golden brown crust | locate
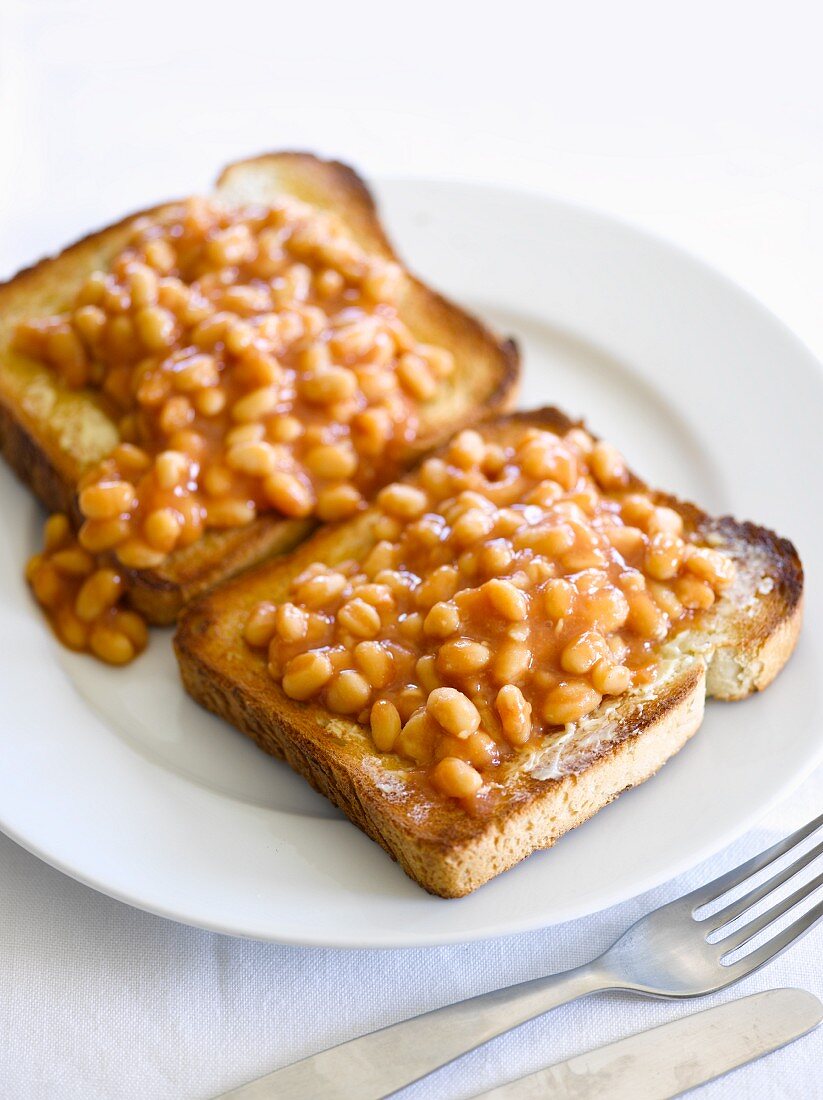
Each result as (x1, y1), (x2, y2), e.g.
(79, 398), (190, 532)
(174, 406), (803, 896)
(0, 152), (519, 622)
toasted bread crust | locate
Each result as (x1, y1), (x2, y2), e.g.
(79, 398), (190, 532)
(174, 407), (803, 896)
(0, 153), (519, 623)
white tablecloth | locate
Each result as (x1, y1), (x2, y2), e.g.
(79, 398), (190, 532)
(2, 2), (823, 1096)
(2, 781), (821, 1099)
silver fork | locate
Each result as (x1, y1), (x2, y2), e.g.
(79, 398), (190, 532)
(220, 812), (823, 1100)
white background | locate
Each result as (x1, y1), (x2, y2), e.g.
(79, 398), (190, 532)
(2, 1), (823, 1096)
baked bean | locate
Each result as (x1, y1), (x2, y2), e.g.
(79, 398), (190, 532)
(397, 611), (424, 642)
(483, 578), (528, 621)
(112, 609), (149, 651)
(231, 386), (278, 422)
(496, 684), (532, 745)
(353, 583), (394, 612)
(75, 569), (123, 621)
(645, 533), (684, 580)
(416, 565), (459, 609)
(363, 540), (396, 578)
(372, 514), (402, 541)
(432, 757), (483, 798)
(561, 631), (607, 675)
(491, 639), (531, 684)
(581, 584), (629, 631)
(155, 450), (189, 490)
(370, 700), (401, 751)
(145, 507), (183, 553)
(606, 524), (645, 559)
(448, 430), (485, 470)
(55, 605), (89, 650)
(621, 494), (656, 527)
(395, 685), (427, 722)
(626, 590), (669, 639)
(89, 624), (135, 665)
(337, 598), (381, 639)
(144, 238), (175, 273)
(173, 353), (220, 393)
(519, 437), (562, 480)
(435, 730), (497, 768)
(134, 305), (177, 350)
(300, 367), (357, 404)
(396, 353), (437, 400)
(648, 581), (684, 619)
(264, 472), (315, 517)
(418, 457), (453, 499)
(415, 654), (441, 693)
(243, 602), (279, 647)
(674, 575), (716, 610)
(542, 681), (602, 725)
(478, 539), (514, 576)
(589, 441), (627, 489)
(226, 440), (279, 477)
(79, 480), (135, 520)
(269, 415), (303, 443)
(327, 670), (371, 714)
(111, 443), (152, 476)
(295, 571), (347, 610)
(396, 709), (438, 765)
(591, 658), (631, 695)
(73, 304), (107, 350)
(437, 638), (490, 676)
(46, 327), (88, 386)
(517, 523), (575, 556)
(421, 344), (455, 379)
(115, 540), (166, 569)
(76, 270), (107, 306)
(50, 547), (95, 577)
(43, 513), (72, 553)
(543, 578), (575, 619)
(684, 547), (735, 589)
(282, 650), (333, 700)
(565, 428), (594, 456)
(451, 508), (494, 547)
(378, 483), (428, 520)
(355, 641), (394, 688)
(305, 443), (358, 480)
(426, 686), (481, 738)
(78, 517), (131, 553)
(315, 485), (363, 521)
(423, 601), (461, 638)
(351, 407), (391, 456)
(159, 395), (194, 434)
(275, 602), (310, 642)
(30, 562), (64, 608)
(647, 506), (684, 538)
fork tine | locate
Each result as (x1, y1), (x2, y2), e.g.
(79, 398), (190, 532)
(686, 811), (823, 910)
(706, 835), (823, 933)
(722, 896), (823, 981)
(717, 867), (823, 955)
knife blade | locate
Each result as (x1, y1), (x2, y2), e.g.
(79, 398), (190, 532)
(473, 988), (822, 1099)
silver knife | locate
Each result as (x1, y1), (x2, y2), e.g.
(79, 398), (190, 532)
(474, 988), (822, 1099)
(217, 988), (820, 1099)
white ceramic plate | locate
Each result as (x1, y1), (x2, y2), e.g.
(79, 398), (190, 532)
(1, 179), (821, 948)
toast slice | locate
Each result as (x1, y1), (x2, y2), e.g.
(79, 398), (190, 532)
(174, 408), (803, 897)
(0, 152), (518, 623)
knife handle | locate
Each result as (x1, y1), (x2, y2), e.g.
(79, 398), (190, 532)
(220, 961), (612, 1099)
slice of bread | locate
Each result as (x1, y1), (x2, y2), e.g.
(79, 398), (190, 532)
(0, 152), (519, 623)
(174, 408), (803, 897)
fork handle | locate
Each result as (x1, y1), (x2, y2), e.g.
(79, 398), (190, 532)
(218, 960), (613, 1099)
